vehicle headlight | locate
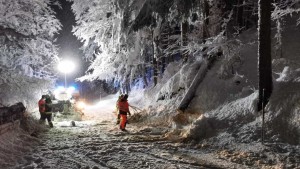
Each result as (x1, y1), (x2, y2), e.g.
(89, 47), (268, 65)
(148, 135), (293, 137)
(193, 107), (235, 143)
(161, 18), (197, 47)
(76, 101), (86, 110)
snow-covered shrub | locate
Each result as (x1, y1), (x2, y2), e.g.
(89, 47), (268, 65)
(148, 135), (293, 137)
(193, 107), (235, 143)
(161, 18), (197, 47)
(217, 47), (243, 80)
(266, 82), (300, 144)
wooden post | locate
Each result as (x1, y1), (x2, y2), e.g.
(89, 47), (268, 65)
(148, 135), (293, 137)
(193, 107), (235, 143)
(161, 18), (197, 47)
(261, 88), (265, 144)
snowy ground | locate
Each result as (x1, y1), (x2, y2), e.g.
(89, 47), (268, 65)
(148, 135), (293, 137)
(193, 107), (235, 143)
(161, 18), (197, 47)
(6, 121), (299, 169)
(1, 95), (299, 169)
(2, 122), (299, 169)
(9, 120), (259, 169)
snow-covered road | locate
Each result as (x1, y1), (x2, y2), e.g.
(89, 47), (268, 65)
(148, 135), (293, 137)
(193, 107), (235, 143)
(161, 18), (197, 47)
(2, 95), (298, 169)
(10, 95), (231, 169)
(4, 118), (299, 169)
(13, 121), (227, 169)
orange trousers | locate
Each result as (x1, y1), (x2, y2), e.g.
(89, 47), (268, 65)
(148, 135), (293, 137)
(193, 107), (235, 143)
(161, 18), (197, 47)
(120, 114), (127, 130)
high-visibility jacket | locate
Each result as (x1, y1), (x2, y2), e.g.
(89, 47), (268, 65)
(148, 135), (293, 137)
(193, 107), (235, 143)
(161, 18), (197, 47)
(38, 99), (46, 113)
(118, 100), (129, 114)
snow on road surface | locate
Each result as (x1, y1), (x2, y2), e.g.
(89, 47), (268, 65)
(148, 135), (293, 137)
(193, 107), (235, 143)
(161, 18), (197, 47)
(81, 94), (118, 122)
(12, 121), (246, 169)
(3, 95), (244, 169)
(3, 95), (297, 169)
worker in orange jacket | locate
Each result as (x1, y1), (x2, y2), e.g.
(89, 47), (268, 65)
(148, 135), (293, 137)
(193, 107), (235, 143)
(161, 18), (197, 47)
(115, 94), (124, 124)
(117, 94), (131, 131)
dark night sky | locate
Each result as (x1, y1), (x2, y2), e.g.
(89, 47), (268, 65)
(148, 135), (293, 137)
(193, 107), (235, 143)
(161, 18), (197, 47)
(52, 0), (88, 87)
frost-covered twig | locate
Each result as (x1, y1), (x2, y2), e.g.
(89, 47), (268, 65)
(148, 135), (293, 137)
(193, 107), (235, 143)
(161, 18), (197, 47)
(129, 105), (143, 114)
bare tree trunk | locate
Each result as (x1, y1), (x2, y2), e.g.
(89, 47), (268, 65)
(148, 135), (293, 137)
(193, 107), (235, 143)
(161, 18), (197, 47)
(257, 0), (272, 111)
(181, 20), (189, 62)
(237, 0), (244, 29)
(161, 57), (166, 74)
(121, 78), (130, 94)
(153, 57), (158, 86)
(126, 80), (130, 94)
(202, 0), (210, 39)
(181, 21), (188, 46)
(142, 64), (148, 88)
(160, 25), (170, 73)
(167, 30), (174, 63)
(177, 58), (215, 113)
(152, 30), (158, 86)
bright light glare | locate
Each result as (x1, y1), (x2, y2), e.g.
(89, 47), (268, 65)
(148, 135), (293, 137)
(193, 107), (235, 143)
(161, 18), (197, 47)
(76, 101), (86, 110)
(67, 86), (76, 93)
(54, 86), (76, 101)
(54, 86), (65, 97)
(57, 86), (64, 90)
(58, 60), (75, 74)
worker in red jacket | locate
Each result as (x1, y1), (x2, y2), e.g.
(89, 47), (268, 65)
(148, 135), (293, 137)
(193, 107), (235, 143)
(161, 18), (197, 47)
(38, 95), (46, 119)
(39, 95), (53, 128)
(117, 94), (131, 131)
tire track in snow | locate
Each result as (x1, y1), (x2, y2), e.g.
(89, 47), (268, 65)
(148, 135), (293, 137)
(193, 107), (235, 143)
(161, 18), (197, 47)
(14, 122), (224, 169)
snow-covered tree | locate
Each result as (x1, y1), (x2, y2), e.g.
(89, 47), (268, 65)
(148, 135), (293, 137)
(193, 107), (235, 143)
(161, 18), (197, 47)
(272, 0), (300, 58)
(71, 0), (300, 96)
(71, 0), (235, 91)
(0, 0), (61, 108)
(71, 0), (155, 91)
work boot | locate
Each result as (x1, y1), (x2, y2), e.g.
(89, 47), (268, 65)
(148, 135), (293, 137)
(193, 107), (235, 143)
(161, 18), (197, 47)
(49, 122), (53, 128)
(116, 118), (120, 125)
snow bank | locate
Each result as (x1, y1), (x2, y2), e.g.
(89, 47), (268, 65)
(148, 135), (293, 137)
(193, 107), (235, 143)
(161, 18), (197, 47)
(266, 82), (300, 144)
(0, 128), (39, 168)
(183, 92), (258, 142)
(172, 18), (300, 145)
(180, 80), (300, 145)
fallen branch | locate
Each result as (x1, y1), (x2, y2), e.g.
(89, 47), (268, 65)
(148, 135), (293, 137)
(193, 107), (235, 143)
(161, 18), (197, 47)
(129, 105), (143, 114)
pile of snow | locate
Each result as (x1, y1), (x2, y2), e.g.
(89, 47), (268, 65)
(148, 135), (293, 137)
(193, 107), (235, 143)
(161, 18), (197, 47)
(0, 128), (39, 168)
(183, 92), (259, 143)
